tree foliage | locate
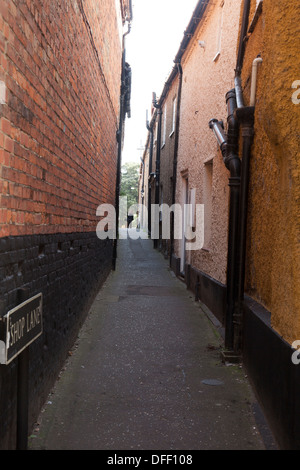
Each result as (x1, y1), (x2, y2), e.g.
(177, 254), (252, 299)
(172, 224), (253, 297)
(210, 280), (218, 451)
(120, 162), (140, 211)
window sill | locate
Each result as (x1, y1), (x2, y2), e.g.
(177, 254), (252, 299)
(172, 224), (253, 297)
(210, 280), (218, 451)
(213, 51), (220, 62)
(169, 130), (174, 138)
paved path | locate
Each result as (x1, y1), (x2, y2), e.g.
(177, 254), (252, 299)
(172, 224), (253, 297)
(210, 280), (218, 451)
(29, 231), (271, 450)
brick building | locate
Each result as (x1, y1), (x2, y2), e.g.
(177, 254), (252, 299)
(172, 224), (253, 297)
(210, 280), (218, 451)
(0, 0), (132, 449)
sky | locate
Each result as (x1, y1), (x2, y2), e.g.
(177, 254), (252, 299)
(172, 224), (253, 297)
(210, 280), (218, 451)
(121, 0), (199, 164)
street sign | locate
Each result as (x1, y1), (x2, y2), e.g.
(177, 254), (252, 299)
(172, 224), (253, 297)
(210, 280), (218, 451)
(0, 293), (43, 365)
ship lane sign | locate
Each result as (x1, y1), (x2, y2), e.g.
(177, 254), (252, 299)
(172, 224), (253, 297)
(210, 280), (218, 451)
(0, 293), (43, 365)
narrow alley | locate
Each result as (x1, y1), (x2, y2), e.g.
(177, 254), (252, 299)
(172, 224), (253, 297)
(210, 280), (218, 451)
(29, 231), (272, 451)
(0, 0), (299, 453)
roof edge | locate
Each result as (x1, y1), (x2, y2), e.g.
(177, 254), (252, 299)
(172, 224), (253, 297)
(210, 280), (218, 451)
(157, 0), (209, 105)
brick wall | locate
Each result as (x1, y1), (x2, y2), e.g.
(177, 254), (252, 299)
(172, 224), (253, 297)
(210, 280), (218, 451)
(159, 76), (179, 258)
(0, 0), (122, 236)
(0, 233), (113, 449)
(0, 0), (125, 449)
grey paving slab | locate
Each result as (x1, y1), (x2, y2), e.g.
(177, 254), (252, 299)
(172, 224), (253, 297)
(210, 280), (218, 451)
(29, 233), (271, 450)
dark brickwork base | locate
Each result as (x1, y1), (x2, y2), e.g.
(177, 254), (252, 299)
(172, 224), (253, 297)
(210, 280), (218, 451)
(0, 232), (112, 449)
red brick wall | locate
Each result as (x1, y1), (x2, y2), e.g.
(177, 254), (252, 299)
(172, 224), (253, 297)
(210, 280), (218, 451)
(0, 0), (122, 237)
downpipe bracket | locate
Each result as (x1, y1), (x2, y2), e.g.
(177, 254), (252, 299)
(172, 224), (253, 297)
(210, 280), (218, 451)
(228, 176), (240, 187)
(235, 106), (255, 128)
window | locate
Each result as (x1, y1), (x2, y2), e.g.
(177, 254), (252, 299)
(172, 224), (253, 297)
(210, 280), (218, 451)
(162, 105), (167, 147)
(203, 160), (213, 249)
(213, 1), (224, 62)
(170, 97), (177, 137)
(188, 188), (196, 229)
(154, 121), (157, 147)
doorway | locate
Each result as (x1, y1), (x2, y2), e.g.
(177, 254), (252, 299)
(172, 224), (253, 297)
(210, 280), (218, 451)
(180, 175), (188, 275)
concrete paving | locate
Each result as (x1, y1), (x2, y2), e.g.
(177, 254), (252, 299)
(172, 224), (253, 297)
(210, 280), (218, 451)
(29, 230), (274, 450)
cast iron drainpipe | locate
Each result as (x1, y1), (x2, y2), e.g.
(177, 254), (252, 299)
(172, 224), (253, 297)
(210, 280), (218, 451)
(113, 52), (126, 271)
(233, 57), (262, 351)
(208, 0), (258, 353)
(152, 92), (162, 249)
(225, 0), (254, 352)
(170, 63), (183, 267)
(113, 20), (132, 270)
(146, 112), (154, 236)
(209, 88), (241, 352)
(234, 105), (254, 352)
(208, 0), (253, 353)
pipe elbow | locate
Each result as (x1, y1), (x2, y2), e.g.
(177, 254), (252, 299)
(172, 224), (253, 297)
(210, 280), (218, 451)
(252, 56), (263, 68)
(250, 56), (263, 106)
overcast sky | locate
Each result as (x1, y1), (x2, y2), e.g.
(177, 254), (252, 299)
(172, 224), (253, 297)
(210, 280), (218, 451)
(121, 0), (199, 164)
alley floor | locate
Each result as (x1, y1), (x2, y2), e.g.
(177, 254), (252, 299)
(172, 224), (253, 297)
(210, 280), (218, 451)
(29, 230), (274, 451)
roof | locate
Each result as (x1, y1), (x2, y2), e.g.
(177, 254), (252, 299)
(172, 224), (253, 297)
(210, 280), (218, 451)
(158, 0), (210, 106)
(121, 0), (133, 24)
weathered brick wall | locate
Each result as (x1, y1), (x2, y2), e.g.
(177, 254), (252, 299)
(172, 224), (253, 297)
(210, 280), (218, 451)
(0, 233), (113, 449)
(0, 0), (124, 449)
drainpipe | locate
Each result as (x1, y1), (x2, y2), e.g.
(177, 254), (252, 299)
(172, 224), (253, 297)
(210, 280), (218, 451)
(234, 0), (251, 106)
(234, 56), (262, 351)
(249, 57), (263, 106)
(209, 0), (261, 354)
(235, 106), (254, 319)
(225, 91), (242, 353)
(209, 89), (241, 352)
(170, 63), (183, 267)
(228, 0), (261, 352)
(235, 0), (251, 77)
(152, 92), (162, 249)
(113, 21), (132, 270)
(220, 0), (250, 351)
(146, 112), (154, 236)
(139, 156), (145, 228)
(234, 0), (251, 107)
(113, 50), (126, 271)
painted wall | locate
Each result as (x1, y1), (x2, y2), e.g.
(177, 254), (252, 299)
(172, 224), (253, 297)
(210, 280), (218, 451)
(241, 0), (300, 344)
(138, 137), (149, 230)
(158, 75), (180, 257)
(175, 0), (241, 284)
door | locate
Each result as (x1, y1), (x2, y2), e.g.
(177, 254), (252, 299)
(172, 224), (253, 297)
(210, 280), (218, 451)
(180, 176), (188, 275)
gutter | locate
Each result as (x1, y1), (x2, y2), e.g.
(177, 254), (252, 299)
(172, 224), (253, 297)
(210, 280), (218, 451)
(174, 0), (209, 65)
(157, 0), (209, 107)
